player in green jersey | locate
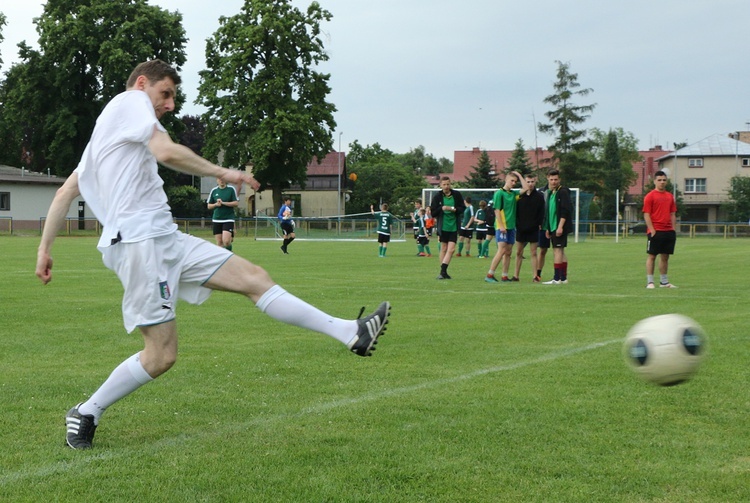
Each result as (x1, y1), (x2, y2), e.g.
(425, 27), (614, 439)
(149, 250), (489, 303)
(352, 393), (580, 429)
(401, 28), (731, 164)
(371, 203), (394, 257)
(486, 171), (528, 283)
(207, 178), (240, 251)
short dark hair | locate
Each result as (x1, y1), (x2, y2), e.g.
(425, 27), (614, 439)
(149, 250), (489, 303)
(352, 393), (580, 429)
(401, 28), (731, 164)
(654, 170), (667, 178)
(547, 169), (560, 177)
(126, 59), (181, 88)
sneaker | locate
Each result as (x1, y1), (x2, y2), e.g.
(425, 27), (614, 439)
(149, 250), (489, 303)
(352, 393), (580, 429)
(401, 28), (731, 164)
(542, 279), (560, 285)
(660, 282), (677, 288)
(65, 403), (97, 450)
(560, 279), (568, 284)
(436, 274), (447, 280)
(485, 274), (499, 283)
(280, 246), (288, 254)
(455, 253), (462, 257)
(533, 276), (541, 283)
(418, 253), (426, 257)
(646, 282), (655, 289)
(465, 253), (471, 257)
(511, 277), (519, 282)
(349, 302), (391, 357)
(501, 276), (512, 282)
(426, 254), (432, 257)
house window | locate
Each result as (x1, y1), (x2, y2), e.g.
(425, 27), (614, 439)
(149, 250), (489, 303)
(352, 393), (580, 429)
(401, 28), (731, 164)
(742, 158), (750, 167)
(688, 158), (703, 168)
(684, 178), (706, 193)
(0, 192), (9, 211)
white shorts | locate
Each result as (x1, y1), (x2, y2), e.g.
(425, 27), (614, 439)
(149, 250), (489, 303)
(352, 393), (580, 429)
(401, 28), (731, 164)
(101, 231), (232, 333)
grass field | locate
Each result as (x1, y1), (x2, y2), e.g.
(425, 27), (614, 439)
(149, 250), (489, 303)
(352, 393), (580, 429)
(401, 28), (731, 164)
(1, 235), (749, 502)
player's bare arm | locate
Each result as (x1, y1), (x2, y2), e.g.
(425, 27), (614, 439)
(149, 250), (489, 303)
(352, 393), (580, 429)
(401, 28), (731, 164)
(36, 172), (81, 284)
(148, 128), (260, 191)
(644, 213), (655, 235)
(514, 171), (529, 192)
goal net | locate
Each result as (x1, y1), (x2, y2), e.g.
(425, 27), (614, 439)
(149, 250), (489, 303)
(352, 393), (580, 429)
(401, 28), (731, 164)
(421, 187), (586, 243)
(252, 210), (408, 242)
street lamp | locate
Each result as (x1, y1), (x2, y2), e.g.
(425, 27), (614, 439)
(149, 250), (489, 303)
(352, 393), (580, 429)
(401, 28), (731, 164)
(337, 132), (343, 218)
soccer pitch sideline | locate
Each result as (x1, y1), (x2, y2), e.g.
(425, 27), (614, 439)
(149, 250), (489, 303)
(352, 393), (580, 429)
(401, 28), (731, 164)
(1, 236), (748, 502)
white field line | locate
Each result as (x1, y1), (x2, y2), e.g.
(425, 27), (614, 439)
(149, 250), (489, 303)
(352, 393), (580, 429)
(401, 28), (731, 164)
(1, 339), (620, 486)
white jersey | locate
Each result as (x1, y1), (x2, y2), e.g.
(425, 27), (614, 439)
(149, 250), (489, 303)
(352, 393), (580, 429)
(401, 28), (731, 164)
(75, 90), (177, 250)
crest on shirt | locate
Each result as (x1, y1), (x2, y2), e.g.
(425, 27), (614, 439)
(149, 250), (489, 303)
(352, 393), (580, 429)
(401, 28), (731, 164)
(159, 281), (171, 300)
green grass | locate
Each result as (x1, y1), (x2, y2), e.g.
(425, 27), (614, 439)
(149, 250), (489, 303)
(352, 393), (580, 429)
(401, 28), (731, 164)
(1, 235), (749, 502)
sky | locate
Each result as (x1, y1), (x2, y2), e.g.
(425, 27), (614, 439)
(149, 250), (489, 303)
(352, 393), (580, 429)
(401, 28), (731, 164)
(2, 0), (749, 161)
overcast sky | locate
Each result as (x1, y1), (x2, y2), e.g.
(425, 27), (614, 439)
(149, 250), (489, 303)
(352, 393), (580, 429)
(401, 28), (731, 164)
(2, 0), (749, 160)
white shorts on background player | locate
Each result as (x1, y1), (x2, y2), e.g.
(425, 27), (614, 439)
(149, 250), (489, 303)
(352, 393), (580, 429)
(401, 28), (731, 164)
(102, 232), (232, 332)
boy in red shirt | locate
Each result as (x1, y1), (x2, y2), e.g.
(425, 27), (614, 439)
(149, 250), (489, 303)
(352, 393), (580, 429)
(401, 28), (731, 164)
(643, 170), (678, 288)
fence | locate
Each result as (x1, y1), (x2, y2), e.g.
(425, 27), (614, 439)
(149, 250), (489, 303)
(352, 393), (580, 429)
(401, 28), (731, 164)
(586, 221), (750, 239)
(29, 215), (408, 241)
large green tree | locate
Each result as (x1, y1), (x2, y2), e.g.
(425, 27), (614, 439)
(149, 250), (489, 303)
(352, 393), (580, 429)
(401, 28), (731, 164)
(0, 0), (186, 175)
(198, 0), (336, 213)
(538, 61), (598, 192)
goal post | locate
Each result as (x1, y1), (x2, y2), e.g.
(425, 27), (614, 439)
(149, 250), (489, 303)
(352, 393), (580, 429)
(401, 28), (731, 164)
(421, 187), (583, 243)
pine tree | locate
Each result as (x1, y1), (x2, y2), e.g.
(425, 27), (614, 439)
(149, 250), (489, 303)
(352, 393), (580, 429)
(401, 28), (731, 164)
(464, 150), (499, 188)
(506, 139), (534, 177)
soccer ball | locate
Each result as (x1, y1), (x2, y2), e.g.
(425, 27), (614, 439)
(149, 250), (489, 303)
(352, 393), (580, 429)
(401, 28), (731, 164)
(623, 314), (706, 386)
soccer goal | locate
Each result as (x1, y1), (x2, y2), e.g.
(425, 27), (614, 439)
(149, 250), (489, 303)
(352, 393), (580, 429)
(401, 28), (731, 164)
(252, 210), (408, 242)
(421, 187), (584, 243)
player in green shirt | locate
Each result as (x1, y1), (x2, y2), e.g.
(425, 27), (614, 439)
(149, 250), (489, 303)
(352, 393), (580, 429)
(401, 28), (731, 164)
(474, 200), (488, 258)
(457, 197), (475, 257)
(485, 171), (528, 282)
(429, 177), (466, 279)
(371, 203), (394, 257)
(207, 178), (240, 251)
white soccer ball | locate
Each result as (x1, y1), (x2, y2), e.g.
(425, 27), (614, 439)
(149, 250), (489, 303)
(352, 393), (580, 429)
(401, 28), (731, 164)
(623, 314), (706, 386)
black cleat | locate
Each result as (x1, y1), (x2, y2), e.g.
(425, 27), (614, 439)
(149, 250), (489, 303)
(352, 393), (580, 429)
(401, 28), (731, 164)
(349, 302), (391, 356)
(65, 403), (97, 450)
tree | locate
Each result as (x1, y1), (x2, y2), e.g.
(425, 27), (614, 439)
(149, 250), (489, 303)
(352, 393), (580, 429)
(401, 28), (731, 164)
(179, 115), (206, 157)
(538, 61), (598, 191)
(396, 145), (444, 177)
(346, 161), (426, 216)
(198, 0), (336, 214)
(0, 12), (6, 68)
(588, 127), (640, 219)
(167, 185), (206, 218)
(464, 150), (497, 188)
(0, 0), (187, 175)
(506, 139), (535, 177)
(723, 176), (750, 222)
(346, 140), (394, 166)
(345, 140), (427, 216)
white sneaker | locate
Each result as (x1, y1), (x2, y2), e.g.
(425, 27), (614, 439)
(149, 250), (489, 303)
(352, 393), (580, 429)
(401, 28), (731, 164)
(646, 282), (655, 289)
(659, 283), (677, 288)
(542, 279), (560, 285)
(560, 279), (568, 284)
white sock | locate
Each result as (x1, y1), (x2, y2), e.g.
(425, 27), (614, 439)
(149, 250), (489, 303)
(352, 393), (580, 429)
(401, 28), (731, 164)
(256, 285), (358, 346)
(78, 353), (154, 425)
(660, 274), (668, 284)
